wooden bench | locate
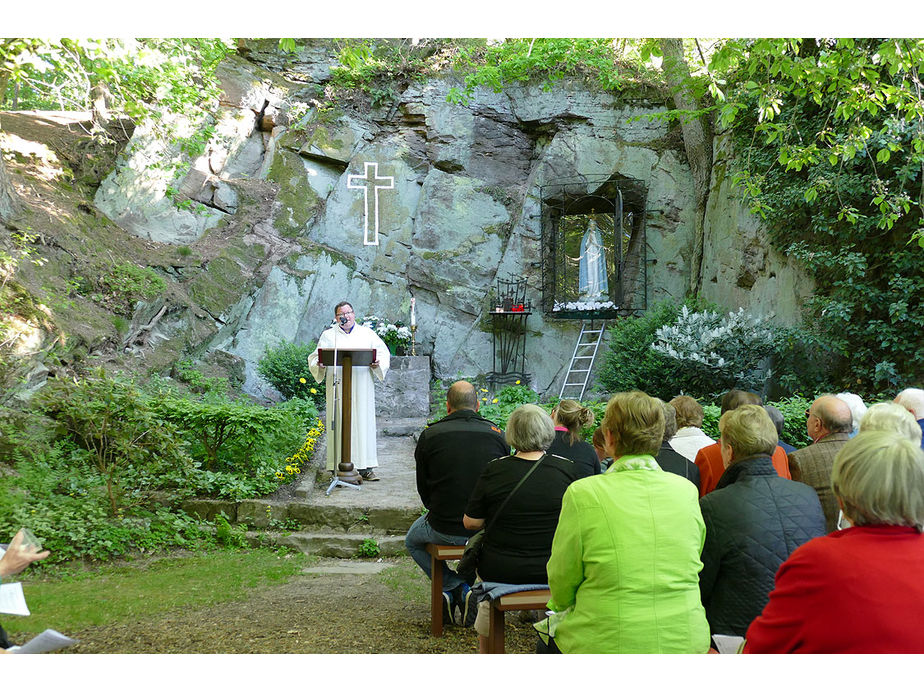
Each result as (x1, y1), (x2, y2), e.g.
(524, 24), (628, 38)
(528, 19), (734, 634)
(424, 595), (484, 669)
(425, 543), (466, 636)
(486, 589), (551, 654)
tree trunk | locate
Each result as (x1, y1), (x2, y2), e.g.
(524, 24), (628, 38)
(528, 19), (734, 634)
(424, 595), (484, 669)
(659, 38), (713, 296)
(0, 127), (19, 223)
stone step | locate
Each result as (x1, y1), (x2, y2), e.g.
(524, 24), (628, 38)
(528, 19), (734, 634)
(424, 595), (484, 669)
(182, 498), (422, 534)
(246, 530), (410, 559)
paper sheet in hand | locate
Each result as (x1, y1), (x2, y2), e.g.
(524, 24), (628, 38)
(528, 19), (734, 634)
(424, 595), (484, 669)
(8, 629), (76, 654)
(0, 581), (30, 616)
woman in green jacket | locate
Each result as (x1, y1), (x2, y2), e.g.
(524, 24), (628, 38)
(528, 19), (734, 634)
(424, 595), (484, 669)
(537, 391), (711, 654)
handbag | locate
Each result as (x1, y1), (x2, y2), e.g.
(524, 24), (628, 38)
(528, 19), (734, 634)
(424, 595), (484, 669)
(456, 455), (545, 585)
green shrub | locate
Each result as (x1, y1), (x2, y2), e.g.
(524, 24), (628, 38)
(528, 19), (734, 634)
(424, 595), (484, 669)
(153, 394), (316, 474)
(0, 448), (214, 563)
(594, 298), (705, 400)
(474, 383), (539, 431)
(35, 370), (193, 514)
(257, 340), (325, 408)
(356, 537), (381, 558)
(702, 404), (721, 439)
(700, 397), (812, 449)
(99, 263), (167, 313)
(769, 327), (838, 399)
(772, 395), (813, 448)
(175, 359), (228, 395)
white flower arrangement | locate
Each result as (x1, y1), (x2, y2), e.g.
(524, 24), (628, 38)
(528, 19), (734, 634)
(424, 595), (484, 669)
(359, 315), (412, 353)
(552, 300), (616, 311)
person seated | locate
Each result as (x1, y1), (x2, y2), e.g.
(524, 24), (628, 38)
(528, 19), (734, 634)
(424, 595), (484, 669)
(835, 392), (868, 438)
(0, 529), (50, 652)
(462, 404), (579, 653)
(894, 388), (924, 449)
(591, 428), (612, 471)
(668, 395), (715, 462)
(699, 405), (826, 638)
(655, 401), (700, 491)
(694, 390), (791, 496)
(764, 405), (796, 454)
(405, 380), (509, 625)
(547, 399), (600, 478)
(789, 394), (854, 533)
(745, 431), (924, 652)
(537, 391), (710, 653)
(859, 402), (923, 445)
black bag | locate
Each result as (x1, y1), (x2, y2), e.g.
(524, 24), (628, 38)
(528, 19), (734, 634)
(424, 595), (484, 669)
(455, 529), (485, 585)
(455, 456), (544, 585)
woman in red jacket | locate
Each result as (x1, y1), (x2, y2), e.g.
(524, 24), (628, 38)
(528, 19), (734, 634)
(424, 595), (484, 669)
(744, 430), (924, 653)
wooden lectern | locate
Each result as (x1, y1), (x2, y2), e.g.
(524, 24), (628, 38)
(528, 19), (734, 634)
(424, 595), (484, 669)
(318, 347), (376, 496)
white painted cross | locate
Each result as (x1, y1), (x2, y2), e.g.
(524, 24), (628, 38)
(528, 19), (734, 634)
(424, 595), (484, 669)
(346, 161), (394, 246)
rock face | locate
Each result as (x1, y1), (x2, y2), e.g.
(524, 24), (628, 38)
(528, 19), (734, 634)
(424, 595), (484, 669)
(95, 42), (813, 400)
(699, 129), (815, 324)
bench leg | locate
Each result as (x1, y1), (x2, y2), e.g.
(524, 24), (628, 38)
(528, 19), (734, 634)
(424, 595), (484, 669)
(430, 555), (445, 637)
(487, 602), (505, 654)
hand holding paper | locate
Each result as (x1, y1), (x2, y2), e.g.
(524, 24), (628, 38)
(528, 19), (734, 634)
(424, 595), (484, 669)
(0, 529), (50, 579)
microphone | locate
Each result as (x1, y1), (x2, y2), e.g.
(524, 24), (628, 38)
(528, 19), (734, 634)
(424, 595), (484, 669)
(339, 316), (348, 326)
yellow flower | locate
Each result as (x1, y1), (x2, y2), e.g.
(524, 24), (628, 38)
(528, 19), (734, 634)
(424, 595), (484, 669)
(480, 388), (488, 393)
(515, 380), (521, 385)
(299, 377), (307, 384)
(310, 388), (317, 394)
(492, 398), (498, 403)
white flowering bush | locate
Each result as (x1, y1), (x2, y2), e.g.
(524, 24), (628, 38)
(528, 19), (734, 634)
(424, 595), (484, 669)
(652, 306), (776, 397)
(359, 315), (412, 355)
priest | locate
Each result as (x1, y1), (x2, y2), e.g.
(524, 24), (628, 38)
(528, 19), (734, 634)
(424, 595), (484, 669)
(308, 301), (390, 481)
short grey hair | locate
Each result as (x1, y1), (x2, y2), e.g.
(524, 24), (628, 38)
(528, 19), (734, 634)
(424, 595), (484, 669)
(831, 431), (924, 531)
(895, 388), (924, 419)
(505, 403), (555, 453)
(860, 402), (922, 445)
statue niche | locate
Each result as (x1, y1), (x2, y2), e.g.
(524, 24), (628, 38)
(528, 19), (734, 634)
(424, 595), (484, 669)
(540, 176), (647, 319)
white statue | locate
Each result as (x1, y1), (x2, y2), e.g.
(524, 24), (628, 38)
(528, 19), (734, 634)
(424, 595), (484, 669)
(578, 217), (608, 300)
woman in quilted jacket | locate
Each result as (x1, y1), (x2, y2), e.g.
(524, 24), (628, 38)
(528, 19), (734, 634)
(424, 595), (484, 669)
(698, 405), (826, 638)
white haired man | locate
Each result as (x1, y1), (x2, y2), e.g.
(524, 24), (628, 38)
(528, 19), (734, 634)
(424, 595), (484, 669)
(894, 388), (924, 450)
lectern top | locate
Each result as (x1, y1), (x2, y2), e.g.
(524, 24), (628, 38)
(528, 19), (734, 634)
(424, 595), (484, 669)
(317, 348), (377, 367)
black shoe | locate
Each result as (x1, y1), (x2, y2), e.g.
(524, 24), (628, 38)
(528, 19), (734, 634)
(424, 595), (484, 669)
(442, 590), (455, 626)
(452, 583), (476, 627)
(360, 469), (380, 481)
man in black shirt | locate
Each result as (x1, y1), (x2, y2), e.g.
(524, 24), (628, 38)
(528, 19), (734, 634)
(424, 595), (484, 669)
(405, 380), (508, 625)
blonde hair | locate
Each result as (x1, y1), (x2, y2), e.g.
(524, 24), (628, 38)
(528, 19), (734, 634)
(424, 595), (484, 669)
(552, 399), (595, 444)
(860, 402), (922, 445)
(670, 395), (704, 428)
(602, 391), (664, 457)
(718, 404), (778, 460)
(831, 431), (924, 531)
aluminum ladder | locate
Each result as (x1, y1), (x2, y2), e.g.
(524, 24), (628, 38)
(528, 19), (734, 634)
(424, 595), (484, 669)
(559, 321), (606, 401)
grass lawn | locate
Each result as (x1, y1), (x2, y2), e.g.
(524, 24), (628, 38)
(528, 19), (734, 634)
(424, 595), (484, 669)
(4, 547), (313, 637)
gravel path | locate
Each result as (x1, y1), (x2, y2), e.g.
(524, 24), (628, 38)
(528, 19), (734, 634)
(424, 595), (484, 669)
(64, 557), (539, 654)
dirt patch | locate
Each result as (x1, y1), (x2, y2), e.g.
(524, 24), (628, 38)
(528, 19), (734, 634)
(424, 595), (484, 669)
(63, 557), (539, 654)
